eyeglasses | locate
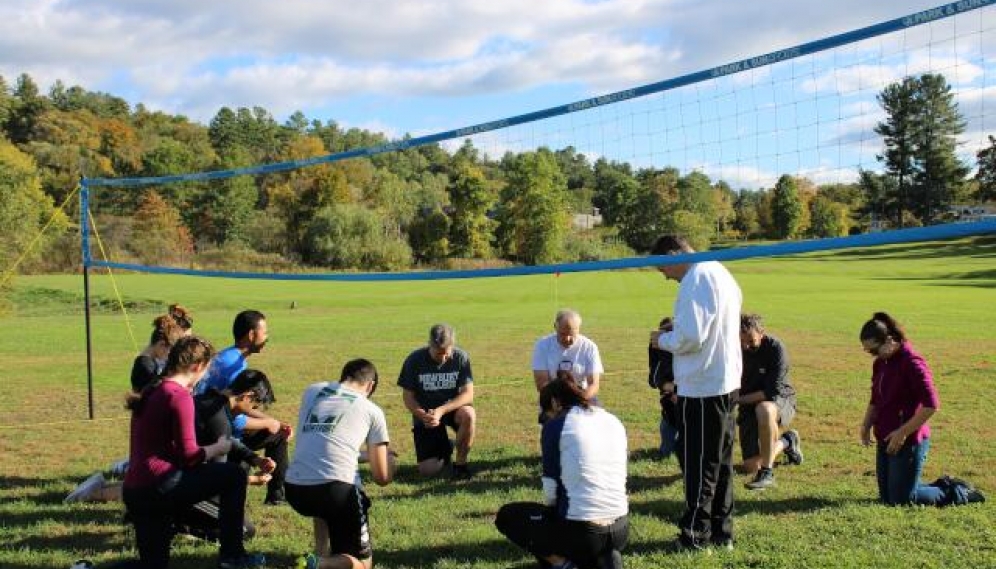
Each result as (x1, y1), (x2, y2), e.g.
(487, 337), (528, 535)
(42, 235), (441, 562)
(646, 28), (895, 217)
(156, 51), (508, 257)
(864, 343), (883, 356)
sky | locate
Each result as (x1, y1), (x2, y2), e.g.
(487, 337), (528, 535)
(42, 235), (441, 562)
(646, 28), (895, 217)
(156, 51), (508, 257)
(2, 0), (994, 189)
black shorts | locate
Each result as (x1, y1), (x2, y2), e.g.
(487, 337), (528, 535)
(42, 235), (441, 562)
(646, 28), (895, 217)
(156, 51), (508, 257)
(737, 396), (796, 460)
(413, 411), (460, 463)
(285, 481), (372, 560)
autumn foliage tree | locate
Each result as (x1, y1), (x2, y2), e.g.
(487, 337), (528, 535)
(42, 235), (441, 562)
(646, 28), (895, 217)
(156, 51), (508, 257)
(0, 138), (67, 272)
(130, 191), (194, 266)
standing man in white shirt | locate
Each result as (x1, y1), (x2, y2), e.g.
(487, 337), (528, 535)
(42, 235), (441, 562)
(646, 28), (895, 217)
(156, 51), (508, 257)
(649, 235), (742, 552)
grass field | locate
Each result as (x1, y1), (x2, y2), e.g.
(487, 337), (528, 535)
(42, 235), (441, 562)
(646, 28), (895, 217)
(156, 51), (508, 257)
(2, 237), (995, 569)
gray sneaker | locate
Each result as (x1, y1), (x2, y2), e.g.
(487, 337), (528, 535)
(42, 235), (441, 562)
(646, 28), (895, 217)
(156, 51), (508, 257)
(783, 430), (803, 466)
(745, 468), (775, 490)
(108, 458), (129, 478)
(65, 472), (105, 503)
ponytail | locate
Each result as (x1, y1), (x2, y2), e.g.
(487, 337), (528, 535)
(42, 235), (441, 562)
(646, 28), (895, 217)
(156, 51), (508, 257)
(859, 311), (907, 344)
(540, 379), (591, 415)
(168, 303), (194, 331)
(150, 315), (185, 347)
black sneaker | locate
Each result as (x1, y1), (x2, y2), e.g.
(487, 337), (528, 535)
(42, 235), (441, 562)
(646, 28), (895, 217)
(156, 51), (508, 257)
(598, 548), (623, 569)
(745, 467), (775, 490)
(217, 552), (266, 569)
(263, 490), (285, 506)
(783, 430), (804, 466)
(665, 536), (709, 554)
(451, 463), (474, 480)
(711, 538), (734, 551)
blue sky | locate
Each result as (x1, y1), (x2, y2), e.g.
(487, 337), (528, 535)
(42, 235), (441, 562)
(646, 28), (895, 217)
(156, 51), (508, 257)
(1, 0), (994, 189)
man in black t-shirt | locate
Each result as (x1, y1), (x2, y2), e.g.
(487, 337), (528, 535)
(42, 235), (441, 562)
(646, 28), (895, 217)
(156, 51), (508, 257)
(398, 324), (477, 479)
(738, 314), (803, 490)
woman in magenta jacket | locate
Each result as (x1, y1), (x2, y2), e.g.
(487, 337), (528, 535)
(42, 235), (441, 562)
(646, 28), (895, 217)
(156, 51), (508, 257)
(858, 312), (944, 506)
(123, 336), (265, 569)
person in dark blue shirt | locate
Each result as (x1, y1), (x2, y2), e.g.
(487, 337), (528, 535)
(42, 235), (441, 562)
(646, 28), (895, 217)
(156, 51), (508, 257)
(398, 324), (476, 479)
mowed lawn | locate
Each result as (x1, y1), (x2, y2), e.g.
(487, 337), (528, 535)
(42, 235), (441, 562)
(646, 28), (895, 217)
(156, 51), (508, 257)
(1, 237), (995, 569)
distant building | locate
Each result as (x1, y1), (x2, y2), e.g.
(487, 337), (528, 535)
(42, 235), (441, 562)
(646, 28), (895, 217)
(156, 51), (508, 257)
(571, 207), (603, 230)
(948, 203), (996, 223)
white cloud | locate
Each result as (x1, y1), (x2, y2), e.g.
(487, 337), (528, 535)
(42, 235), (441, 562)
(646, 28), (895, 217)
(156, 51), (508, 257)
(3, 1), (961, 106)
(693, 162), (779, 191)
(1, 0), (991, 175)
(802, 56), (985, 95)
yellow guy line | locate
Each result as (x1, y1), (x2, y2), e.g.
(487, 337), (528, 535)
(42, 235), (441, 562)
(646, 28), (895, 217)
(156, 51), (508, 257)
(0, 184), (80, 289)
(88, 208), (139, 352)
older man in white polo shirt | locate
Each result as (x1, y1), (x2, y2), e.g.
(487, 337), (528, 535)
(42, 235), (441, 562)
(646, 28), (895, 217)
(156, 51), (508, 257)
(532, 309), (604, 404)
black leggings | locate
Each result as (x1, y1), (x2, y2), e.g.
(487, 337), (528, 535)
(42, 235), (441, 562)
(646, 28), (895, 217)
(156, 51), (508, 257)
(495, 502), (628, 569)
(123, 462), (248, 569)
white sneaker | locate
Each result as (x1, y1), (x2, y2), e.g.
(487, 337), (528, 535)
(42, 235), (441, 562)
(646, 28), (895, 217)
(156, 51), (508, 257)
(64, 472), (105, 503)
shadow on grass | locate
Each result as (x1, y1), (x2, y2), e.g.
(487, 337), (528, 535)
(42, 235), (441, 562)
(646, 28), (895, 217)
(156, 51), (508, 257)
(871, 268), (996, 288)
(390, 453), (541, 497)
(376, 537), (531, 569)
(0, 474), (109, 506)
(0, 506), (124, 527)
(394, 472), (537, 498)
(8, 526), (125, 559)
(0, 475), (84, 488)
(803, 235), (996, 263)
(628, 472), (683, 494)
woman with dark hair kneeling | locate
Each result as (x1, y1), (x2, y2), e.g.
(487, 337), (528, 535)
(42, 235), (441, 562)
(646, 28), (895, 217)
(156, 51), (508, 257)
(123, 336), (265, 569)
(496, 379), (628, 569)
(859, 312), (953, 506)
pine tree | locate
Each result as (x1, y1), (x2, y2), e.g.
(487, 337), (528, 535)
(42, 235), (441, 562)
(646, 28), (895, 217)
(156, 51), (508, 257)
(7, 74), (50, 144)
(875, 77), (918, 227)
(910, 74), (968, 221)
(875, 74), (967, 225)
(975, 135), (996, 202)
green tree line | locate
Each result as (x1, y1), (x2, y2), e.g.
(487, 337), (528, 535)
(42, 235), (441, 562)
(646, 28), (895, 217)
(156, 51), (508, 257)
(1, 71), (993, 275)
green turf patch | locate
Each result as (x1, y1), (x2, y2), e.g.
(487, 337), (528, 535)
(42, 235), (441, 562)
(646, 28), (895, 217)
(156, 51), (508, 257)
(3, 285), (163, 317)
(2, 237), (995, 568)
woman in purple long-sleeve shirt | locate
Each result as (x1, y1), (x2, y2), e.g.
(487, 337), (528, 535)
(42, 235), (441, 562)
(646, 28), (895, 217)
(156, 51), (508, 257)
(858, 312), (944, 506)
(121, 336), (265, 569)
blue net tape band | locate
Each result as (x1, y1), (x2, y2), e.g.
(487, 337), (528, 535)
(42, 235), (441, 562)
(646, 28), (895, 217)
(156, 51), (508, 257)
(84, 0), (994, 188)
(86, 220), (996, 281)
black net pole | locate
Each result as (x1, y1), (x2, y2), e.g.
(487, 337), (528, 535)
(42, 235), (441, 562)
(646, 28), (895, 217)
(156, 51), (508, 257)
(80, 178), (95, 420)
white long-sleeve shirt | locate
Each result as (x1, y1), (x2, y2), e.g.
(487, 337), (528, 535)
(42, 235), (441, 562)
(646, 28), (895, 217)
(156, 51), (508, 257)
(657, 261), (742, 398)
(541, 406), (628, 521)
